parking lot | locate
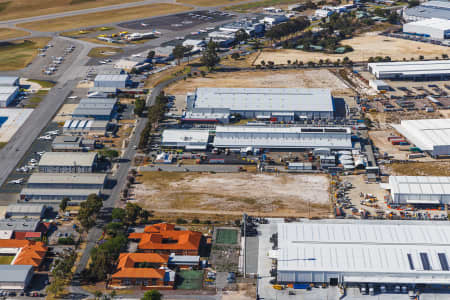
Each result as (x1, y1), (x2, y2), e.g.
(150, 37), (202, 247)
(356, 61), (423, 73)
(119, 10), (234, 31)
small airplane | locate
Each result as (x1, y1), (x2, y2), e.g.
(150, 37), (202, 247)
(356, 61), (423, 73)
(8, 178), (24, 184)
(141, 23), (148, 27)
(45, 130), (58, 135)
(36, 151), (46, 156)
(38, 135), (52, 140)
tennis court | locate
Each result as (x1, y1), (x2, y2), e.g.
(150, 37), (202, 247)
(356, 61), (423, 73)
(176, 270), (203, 290)
(216, 228), (238, 245)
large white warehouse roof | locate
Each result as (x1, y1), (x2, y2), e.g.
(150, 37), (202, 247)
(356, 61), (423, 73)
(161, 129), (210, 150)
(389, 175), (450, 195)
(405, 18), (450, 30)
(277, 220), (450, 284)
(191, 87), (333, 112)
(368, 60), (450, 79)
(213, 126), (352, 149)
(392, 119), (450, 155)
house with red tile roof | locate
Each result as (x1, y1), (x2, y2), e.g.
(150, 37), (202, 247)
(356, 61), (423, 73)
(128, 223), (203, 256)
(111, 253), (174, 289)
(0, 240), (47, 269)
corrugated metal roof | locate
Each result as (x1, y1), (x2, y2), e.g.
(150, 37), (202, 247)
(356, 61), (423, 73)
(27, 173), (106, 185)
(277, 221), (450, 277)
(405, 17), (450, 30)
(392, 118), (450, 151)
(38, 152), (97, 167)
(369, 60), (450, 77)
(0, 76), (18, 86)
(94, 74), (129, 82)
(6, 204), (45, 215)
(389, 176), (450, 195)
(0, 265), (33, 282)
(192, 88), (334, 112)
(21, 188), (100, 196)
(162, 129), (209, 145)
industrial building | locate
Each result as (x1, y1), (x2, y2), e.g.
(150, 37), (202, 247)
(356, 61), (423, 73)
(20, 188), (100, 203)
(368, 60), (450, 80)
(369, 79), (390, 91)
(63, 119), (110, 136)
(94, 74), (130, 88)
(0, 219), (40, 233)
(5, 204), (46, 219)
(26, 173), (106, 189)
(51, 136), (96, 152)
(0, 86), (19, 107)
(0, 265), (34, 291)
(385, 176), (450, 205)
(186, 88), (335, 122)
(392, 119), (450, 157)
(219, 19), (265, 37)
(403, 18), (450, 39)
(0, 76), (19, 86)
(403, 1), (450, 22)
(72, 98), (117, 120)
(213, 126), (352, 150)
(38, 152), (98, 173)
(276, 220), (450, 287)
(161, 129), (210, 150)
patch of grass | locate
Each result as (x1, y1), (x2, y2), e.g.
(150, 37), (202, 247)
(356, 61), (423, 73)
(27, 79), (55, 88)
(0, 255), (14, 264)
(226, 0), (299, 12)
(0, 38), (51, 71)
(24, 96), (43, 108)
(87, 47), (122, 58)
(17, 3), (189, 32)
(0, 142), (7, 150)
(390, 162), (450, 176)
(216, 228), (238, 244)
(0, 1), (11, 13)
(0, 28), (29, 40)
(70, 0), (95, 4)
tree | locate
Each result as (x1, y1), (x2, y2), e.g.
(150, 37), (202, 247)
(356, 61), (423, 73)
(77, 194), (103, 232)
(134, 98), (145, 116)
(141, 290), (162, 300)
(95, 291), (103, 300)
(231, 52), (240, 60)
(111, 208), (126, 221)
(172, 45), (187, 65)
(147, 50), (155, 61)
(408, 0), (420, 7)
(201, 40), (220, 71)
(46, 278), (65, 296)
(251, 39), (262, 50)
(443, 54), (449, 59)
(100, 149), (119, 160)
(110, 291), (117, 300)
(235, 29), (249, 43)
(60, 197), (70, 212)
(125, 203), (142, 225)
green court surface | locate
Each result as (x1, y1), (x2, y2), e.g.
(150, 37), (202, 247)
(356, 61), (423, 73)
(176, 270), (203, 290)
(216, 228), (238, 244)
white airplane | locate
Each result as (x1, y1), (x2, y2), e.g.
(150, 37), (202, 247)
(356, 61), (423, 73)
(38, 135), (52, 140)
(45, 130), (58, 135)
(8, 178), (24, 184)
(68, 96), (78, 99)
(36, 151), (46, 156)
(141, 23), (148, 27)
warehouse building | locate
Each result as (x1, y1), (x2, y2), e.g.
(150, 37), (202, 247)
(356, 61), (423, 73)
(27, 173), (106, 189)
(94, 74), (130, 88)
(392, 119), (450, 157)
(0, 265), (34, 291)
(5, 204), (46, 219)
(385, 176), (450, 205)
(0, 76), (19, 86)
(276, 220), (450, 287)
(403, 1), (450, 22)
(0, 86), (19, 107)
(213, 126), (352, 150)
(161, 129), (210, 150)
(20, 188), (100, 204)
(38, 152), (98, 173)
(369, 79), (390, 91)
(63, 119), (110, 136)
(403, 18), (450, 39)
(368, 60), (450, 80)
(0, 219), (40, 233)
(72, 98), (117, 120)
(186, 88), (335, 122)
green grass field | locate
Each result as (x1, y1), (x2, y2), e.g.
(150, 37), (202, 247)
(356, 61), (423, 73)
(216, 228), (238, 245)
(0, 255), (14, 264)
(176, 270), (203, 290)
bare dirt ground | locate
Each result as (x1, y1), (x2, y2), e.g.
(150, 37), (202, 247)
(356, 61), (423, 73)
(133, 172), (330, 216)
(386, 162), (450, 176)
(255, 33), (450, 64)
(166, 69), (352, 95)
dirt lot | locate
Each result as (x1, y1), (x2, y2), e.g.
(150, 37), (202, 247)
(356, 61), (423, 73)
(17, 3), (189, 32)
(133, 172), (330, 216)
(255, 33), (450, 64)
(386, 162), (450, 176)
(0, 0), (152, 21)
(166, 69), (352, 95)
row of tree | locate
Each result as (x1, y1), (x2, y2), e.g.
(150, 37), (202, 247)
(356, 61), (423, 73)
(265, 17), (310, 41)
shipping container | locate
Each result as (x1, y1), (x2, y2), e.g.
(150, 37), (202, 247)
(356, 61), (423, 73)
(293, 284), (311, 290)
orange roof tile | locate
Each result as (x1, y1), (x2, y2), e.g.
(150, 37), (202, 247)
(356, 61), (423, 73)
(117, 253), (169, 269)
(0, 239), (47, 267)
(136, 231), (202, 252)
(112, 268), (165, 279)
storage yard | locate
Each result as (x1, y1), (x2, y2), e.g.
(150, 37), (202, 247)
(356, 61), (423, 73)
(134, 172), (330, 216)
(254, 33), (450, 64)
